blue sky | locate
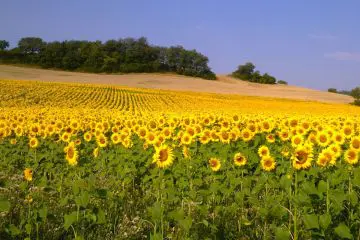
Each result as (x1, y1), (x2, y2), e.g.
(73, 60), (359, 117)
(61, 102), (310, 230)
(2, 0), (360, 90)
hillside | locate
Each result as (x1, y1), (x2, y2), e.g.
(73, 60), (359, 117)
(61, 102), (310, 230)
(0, 64), (353, 104)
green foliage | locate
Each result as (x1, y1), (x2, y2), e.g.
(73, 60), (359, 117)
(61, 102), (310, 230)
(1, 132), (360, 239)
(328, 88), (338, 93)
(232, 62), (279, 84)
(277, 80), (288, 85)
(0, 36), (216, 80)
(351, 87), (360, 100)
(0, 40), (9, 50)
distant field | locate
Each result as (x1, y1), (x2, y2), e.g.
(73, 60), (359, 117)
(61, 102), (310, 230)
(0, 64), (353, 104)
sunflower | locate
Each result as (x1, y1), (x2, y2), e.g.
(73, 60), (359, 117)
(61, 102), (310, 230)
(145, 131), (157, 145)
(29, 137), (39, 149)
(138, 127), (148, 139)
(350, 137), (360, 152)
(292, 146), (313, 170)
(209, 158), (221, 172)
(96, 134), (108, 148)
(344, 149), (359, 165)
(316, 131), (330, 147)
(278, 130), (290, 141)
(333, 133), (345, 145)
(234, 153), (247, 166)
(317, 149), (335, 167)
(93, 147), (99, 158)
(23, 168), (33, 181)
(65, 142), (78, 166)
(162, 127), (172, 139)
(121, 138), (133, 148)
(15, 126), (24, 137)
(84, 131), (92, 142)
(152, 145), (174, 168)
(61, 132), (71, 143)
(199, 134), (210, 144)
(307, 133), (317, 145)
(281, 147), (290, 157)
(219, 130), (231, 144)
(210, 130), (220, 142)
(266, 134), (275, 143)
(10, 138), (17, 145)
(182, 146), (191, 159)
(317, 152), (330, 167)
(181, 133), (193, 145)
(328, 144), (342, 158)
(258, 145), (270, 158)
(241, 129), (253, 142)
(261, 156), (276, 171)
(342, 126), (354, 139)
(111, 133), (121, 144)
(291, 135), (303, 148)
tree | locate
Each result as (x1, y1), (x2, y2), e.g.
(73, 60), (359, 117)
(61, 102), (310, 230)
(260, 73), (276, 84)
(351, 87), (360, 106)
(232, 62), (255, 80)
(328, 88), (337, 93)
(18, 37), (45, 54)
(351, 87), (360, 99)
(0, 40), (9, 50)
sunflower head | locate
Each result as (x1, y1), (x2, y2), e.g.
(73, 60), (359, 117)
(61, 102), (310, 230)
(258, 146), (270, 158)
(209, 158), (221, 172)
(153, 145), (174, 168)
(344, 149), (359, 165)
(29, 137), (39, 149)
(234, 153), (247, 167)
(292, 146), (313, 170)
(261, 156), (276, 171)
(24, 168), (33, 181)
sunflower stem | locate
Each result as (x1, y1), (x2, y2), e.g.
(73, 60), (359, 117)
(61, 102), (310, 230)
(326, 178), (329, 213)
(294, 171), (298, 240)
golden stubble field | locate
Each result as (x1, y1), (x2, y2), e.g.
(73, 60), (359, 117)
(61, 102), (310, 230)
(0, 64), (353, 104)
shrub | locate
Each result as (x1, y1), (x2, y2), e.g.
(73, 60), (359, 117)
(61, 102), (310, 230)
(277, 80), (288, 85)
(328, 88), (337, 93)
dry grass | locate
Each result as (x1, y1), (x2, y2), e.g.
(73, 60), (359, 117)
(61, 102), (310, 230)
(0, 64), (353, 104)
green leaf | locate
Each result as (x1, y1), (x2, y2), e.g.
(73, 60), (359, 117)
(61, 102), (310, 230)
(275, 227), (290, 240)
(25, 223), (32, 234)
(303, 214), (319, 230)
(7, 224), (21, 236)
(96, 209), (106, 224)
(179, 217), (192, 232)
(150, 232), (162, 240)
(0, 199), (10, 212)
(39, 207), (48, 221)
(317, 180), (327, 193)
(334, 223), (352, 239)
(319, 213), (331, 230)
(202, 219), (209, 227)
(64, 211), (78, 230)
(148, 202), (162, 223)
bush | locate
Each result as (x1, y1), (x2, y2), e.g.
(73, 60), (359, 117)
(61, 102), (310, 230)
(354, 99), (360, 106)
(277, 80), (288, 85)
(328, 88), (337, 93)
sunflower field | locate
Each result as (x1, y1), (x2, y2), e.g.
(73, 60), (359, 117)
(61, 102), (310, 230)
(1, 79), (360, 240)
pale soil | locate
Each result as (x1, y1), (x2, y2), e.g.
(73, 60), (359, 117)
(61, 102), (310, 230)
(0, 65), (353, 104)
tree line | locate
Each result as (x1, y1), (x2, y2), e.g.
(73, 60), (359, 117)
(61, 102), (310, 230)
(0, 37), (216, 80)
